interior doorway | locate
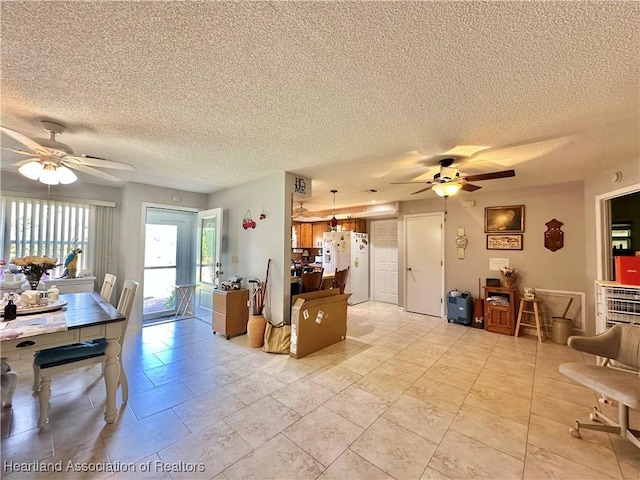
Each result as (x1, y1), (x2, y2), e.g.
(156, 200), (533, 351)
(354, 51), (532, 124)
(596, 185), (640, 282)
(143, 207), (197, 323)
(608, 190), (640, 281)
(405, 213), (444, 317)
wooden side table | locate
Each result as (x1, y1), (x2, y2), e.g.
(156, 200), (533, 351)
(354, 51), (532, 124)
(483, 286), (517, 336)
(515, 296), (544, 342)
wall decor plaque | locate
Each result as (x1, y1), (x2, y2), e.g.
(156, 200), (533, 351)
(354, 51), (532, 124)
(544, 219), (564, 252)
(486, 234), (523, 250)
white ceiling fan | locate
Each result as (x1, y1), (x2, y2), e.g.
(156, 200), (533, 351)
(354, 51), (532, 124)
(292, 202), (312, 219)
(1, 121), (135, 185)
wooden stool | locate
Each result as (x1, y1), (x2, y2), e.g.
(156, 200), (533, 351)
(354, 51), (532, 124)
(515, 297), (544, 342)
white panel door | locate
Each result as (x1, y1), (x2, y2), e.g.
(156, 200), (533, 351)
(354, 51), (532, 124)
(195, 208), (223, 321)
(371, 220), (398, 304)
(405, 213), (443, 317)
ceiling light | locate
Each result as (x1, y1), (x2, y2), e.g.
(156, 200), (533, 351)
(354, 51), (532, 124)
(18, 161), (44, 180)
(18, 160), (78, 185)
(56, 166), (78, 184)
(432, 182), (462, 198)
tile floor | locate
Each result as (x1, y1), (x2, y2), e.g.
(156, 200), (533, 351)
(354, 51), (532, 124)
(1, 301), (638, 479)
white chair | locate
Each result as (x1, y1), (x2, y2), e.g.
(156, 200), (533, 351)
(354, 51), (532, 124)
(33, 279), (139, 427)
(100, 273), (117, 302)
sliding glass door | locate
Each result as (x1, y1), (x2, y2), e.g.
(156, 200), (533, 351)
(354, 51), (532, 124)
(143, 207), (197, 323)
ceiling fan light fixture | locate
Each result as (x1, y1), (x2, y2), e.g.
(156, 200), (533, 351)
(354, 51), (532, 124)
(39, 164), (60, 185)
(18, 161), (44, 180)
(18, 160), (78, 185)
(57, 165), (78, 184)
(432, 182), (462, 198)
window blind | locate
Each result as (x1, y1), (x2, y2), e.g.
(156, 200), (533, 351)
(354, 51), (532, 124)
(1, 196), (98, 278)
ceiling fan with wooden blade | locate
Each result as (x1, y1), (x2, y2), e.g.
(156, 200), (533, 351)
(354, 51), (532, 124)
(1, 121), (135, 185)
(392, 157), (515, 196)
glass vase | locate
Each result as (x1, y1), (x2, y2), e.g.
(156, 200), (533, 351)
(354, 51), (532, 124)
(26, 273), (44, 290)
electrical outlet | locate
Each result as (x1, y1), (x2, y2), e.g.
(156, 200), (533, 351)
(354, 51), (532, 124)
(232, 256), (239, 263)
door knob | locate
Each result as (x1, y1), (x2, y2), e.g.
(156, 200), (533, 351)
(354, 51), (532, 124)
(407, 267), (412, 271)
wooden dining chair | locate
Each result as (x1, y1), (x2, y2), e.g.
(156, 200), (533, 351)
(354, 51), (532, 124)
(33, 279), (139, 427)
(301, 269), (324, 293)
(100, 273), (117, 302)
(333, 266), (350, 294)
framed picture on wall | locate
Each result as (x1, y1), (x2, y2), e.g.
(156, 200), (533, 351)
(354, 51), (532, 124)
(486, 234), (523, 250)
(485, 205), (525, 233)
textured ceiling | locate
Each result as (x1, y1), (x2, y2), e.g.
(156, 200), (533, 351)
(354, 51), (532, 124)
(1, 1), (638, 211)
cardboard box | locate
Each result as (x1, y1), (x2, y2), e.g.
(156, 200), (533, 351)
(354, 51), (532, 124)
(290, 289), (351, 359)
(615, 256), (640, 286)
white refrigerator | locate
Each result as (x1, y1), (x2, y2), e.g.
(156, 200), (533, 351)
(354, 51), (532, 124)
(322, 231), (369, 304)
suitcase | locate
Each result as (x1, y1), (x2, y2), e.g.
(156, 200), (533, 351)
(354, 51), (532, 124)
(446, 290), (473, 326)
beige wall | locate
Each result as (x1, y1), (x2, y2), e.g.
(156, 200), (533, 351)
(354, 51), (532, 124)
(397, 180), (588, 320)
(118, 182), (209, 331)
(5, 157), (637, 335)
(396, 159), (640, 334)
(208, 172), (293, 325)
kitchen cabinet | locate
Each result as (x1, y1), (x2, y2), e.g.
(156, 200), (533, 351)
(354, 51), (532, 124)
(483, 286), (517, 336)
(312, 222), (328, 247)
(299, 223), (313, 247)
(339, 218), (367, 233)
(294, 220), (366, 247)
(212, 289), (249, 339)
(293, 222), (314, 248)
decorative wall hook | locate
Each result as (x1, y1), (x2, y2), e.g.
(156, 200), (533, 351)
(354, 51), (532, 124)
(243, 210), (256, 229)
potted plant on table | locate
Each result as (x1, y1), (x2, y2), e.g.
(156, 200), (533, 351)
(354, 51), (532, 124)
(500, 267), (518, 288)
(12, 255), (58, 290)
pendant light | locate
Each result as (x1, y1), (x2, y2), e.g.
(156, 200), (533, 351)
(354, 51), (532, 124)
(330, 189), (338, 230)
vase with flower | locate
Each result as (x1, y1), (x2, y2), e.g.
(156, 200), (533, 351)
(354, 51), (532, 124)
(12, 255), (58, 291)
(500, 267), (518, 288)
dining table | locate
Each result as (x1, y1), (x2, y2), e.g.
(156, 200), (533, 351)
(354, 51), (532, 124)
(1, 291), (126, 426)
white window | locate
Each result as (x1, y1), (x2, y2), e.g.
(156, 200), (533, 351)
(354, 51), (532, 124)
(1, 197), (90, 276)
